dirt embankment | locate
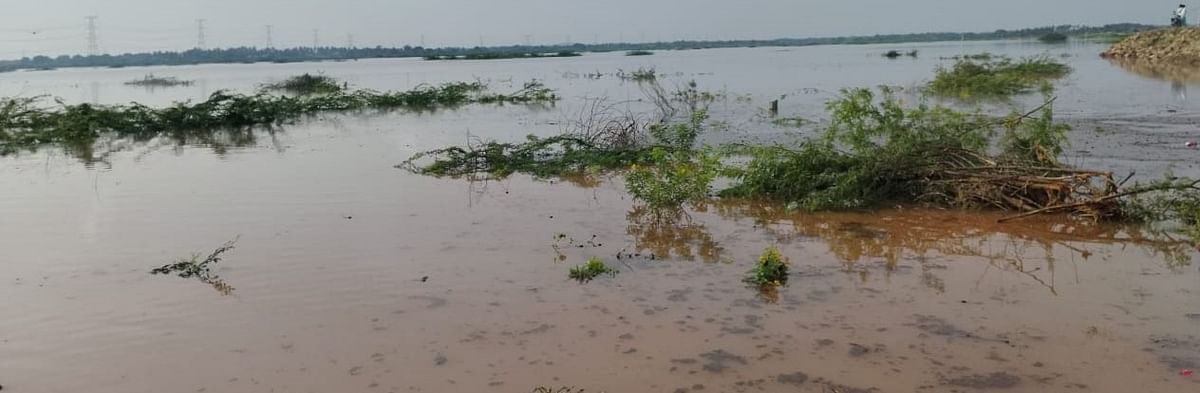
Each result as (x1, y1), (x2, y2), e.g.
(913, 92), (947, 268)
(1102, 27), (1200, 63)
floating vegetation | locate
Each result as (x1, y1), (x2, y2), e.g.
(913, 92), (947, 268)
(262, 73), (343, 95)
(124, 74), (194, 87)
(424, 51), (582, 61)
(568, 257), (617, 283)
(884, 50), (919, 59)
(927, 55), (1071, 98)
(1038, 33), (1068, 44)
(626, 50), (655, 56)
(150, 237), (239, 295)
(617, 67), (658, 82)
(0, 80), (556, 156)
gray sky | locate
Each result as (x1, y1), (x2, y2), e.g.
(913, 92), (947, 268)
(0, 0), (1167, 57)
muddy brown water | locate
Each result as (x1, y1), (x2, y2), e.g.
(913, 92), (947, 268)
(3, 41), (1200, 393)
(2, 117), (1199, 393)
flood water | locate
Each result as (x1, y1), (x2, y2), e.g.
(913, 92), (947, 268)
(2, 40), (1200, 393)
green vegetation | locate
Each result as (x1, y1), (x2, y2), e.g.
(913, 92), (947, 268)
(626, 50), (655, 56)
(568, 257), (617, 282)
(617, 67), (658, 82)
(124, 74), (194, 87)
(150, 237), (238, 295)
(262, 73), (343, 94)
(626, 111), (722, 215)
(927, 55), (1071, 99)
(884, 50), (919, 59)
(1038, 32), (1069, 43)
(404, 71), (1200, 247)
(0, 80), (556, 156)
(745, 246), (789, 288)
(424, 51), (581, 61)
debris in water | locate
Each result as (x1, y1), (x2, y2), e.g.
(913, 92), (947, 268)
(150, 236), (239, 295)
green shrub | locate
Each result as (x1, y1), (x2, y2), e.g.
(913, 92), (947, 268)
(626, 110), (721, 214)
(569, 257), (617, 282)
(745, 246), (789, 287)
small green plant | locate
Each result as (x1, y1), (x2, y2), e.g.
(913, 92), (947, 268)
(124, 74), (194, 87)
(745, 246), (789, 287)
(569, 257), (617, 282)
(262, 73), (343, 95)
(150, 237), (239, 294)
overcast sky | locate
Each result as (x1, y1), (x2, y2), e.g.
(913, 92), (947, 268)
(0, 0), (1169, 57)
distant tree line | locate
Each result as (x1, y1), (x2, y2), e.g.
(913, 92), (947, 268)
(0, 24), (1154, 72)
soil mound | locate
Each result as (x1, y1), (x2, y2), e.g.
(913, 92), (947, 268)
(1103, 27), (1200, 63)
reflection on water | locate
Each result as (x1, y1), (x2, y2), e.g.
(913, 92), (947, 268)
(710, 199), (1196, 293)
(624, 206), (724, 263)
(55, 128), (270, 167)
(1108, 58), (1200, 85)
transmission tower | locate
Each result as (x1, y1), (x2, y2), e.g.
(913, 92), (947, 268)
(85, 16), (98, 55)
(196, 19), (207, 49)
(346, 33), (354, 48)
(312, 29), (320, 48)
(265, 25), (273, 48)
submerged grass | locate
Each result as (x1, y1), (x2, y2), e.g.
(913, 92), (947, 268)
(927, 55), (1071, 99)
(262, 73), (343, 95)
(0, 80), (556, 155)
(124, 74), (194, 87)
(569, 257), (617, 282)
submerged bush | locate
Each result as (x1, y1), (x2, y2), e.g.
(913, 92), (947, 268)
(569, 257), (617, 282)
(262, 73), (343, 95)
(927, 56), (1070, 98)
(745, 246), (789, 288)
(722, 87), (996, 210)
(0, 80), (555, 155)
(125, 74), (194, 87)
(626, 110), (721, 215)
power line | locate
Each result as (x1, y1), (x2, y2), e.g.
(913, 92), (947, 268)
(196, 19), (206, 49)
(85, 16), (98, 55)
